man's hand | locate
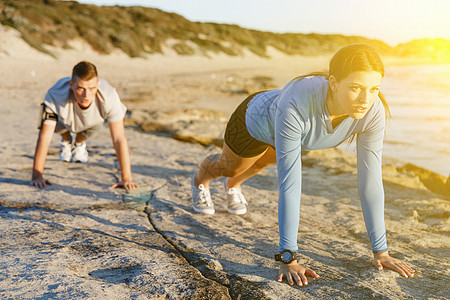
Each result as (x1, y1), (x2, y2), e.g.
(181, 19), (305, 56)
(111, 180), (139, 190)
(109, 120), (137, 191)
(31, 123), (55, 189)
(31, 176), (52, 188)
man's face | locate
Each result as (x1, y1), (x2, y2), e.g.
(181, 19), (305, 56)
(70, 76), (98, 109)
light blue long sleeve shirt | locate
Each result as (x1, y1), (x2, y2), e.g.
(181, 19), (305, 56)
(245, 76), (388, 253)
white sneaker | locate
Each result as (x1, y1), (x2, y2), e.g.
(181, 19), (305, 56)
(191, 173), (215, 214)
(59, 140), (72, 162)
(71, 142), (88, 163)
(223, 179), (247, 215)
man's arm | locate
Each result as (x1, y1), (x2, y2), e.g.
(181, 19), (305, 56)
(108, 119), (138, 190)
(31, 123), (56, 188)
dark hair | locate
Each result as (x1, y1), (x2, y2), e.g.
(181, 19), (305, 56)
(331, 44), (390, 118)
(292, 44), (391, 118)
(72, 61), (98, 81)
(329, 43), (384, 80)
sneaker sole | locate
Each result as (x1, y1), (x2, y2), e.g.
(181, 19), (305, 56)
(228, 208), (247, 215)
(193, 206), (215, 214)
(71, 158), (88, 163)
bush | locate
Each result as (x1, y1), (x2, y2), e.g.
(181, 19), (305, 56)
(4, 0), (435, 60)
(172, 42), (195, 55)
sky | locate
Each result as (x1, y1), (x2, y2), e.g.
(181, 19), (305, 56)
(73, 0), (450, 46)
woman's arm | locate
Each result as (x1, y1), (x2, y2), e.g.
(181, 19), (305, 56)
(357, 127), (388, 253)
(357, 102), (414, 277)
(274, 97), (319, 285)
(356, 102), (388, 253)
(274, 101), (304, 252)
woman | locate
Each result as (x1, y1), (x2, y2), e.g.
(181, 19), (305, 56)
(191, 44), (415, 286)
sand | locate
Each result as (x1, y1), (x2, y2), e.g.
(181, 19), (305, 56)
(0, 25), (449, 299)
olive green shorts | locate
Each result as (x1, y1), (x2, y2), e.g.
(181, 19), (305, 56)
(224, 93), (270, 158)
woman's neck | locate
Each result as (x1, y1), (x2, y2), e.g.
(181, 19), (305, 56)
(326, 91), (347, 128)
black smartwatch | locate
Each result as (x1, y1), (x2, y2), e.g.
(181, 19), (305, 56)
(274, 249), (298, 264)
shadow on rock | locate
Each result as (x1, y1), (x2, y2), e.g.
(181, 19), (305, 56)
(89, 263), (144, 284)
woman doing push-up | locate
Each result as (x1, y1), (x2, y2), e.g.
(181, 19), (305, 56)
(191, 44), (415, 286)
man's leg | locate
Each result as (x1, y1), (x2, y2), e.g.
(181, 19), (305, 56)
(74, 123), (102, 143)
(75, 134), (86, 143)
(71, 124), (102, 163)
(55, 122), (72, 162)
(61, 131), (71, 142)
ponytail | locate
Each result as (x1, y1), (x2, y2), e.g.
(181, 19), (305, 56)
(378, 91), (391, 119)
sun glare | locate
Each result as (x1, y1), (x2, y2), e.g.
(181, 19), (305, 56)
(396, 38), (450, 63)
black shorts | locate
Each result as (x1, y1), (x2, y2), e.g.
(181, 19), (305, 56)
(224, 93), (270, 158)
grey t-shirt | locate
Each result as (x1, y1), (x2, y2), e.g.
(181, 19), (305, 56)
(43, 77), (127, 133)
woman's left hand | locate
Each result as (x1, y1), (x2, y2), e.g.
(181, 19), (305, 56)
(372, 251), (415, 278)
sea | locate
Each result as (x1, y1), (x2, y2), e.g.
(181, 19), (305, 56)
(377, 64), (450, 177)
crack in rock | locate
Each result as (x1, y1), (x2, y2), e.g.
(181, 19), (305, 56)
(144, 188), (271, 300)
(120, 184), (230, 298)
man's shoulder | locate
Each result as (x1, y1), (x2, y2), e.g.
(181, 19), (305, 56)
(97, 78), (121, 105)
(97, 78), (116, 93)
(47, 77), (71, 93)
(45, 77), (71, 105)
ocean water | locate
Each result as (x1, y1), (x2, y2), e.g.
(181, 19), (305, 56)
(381, 64), (450, 177)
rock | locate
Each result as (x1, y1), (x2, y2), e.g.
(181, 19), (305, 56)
(397, 163), (450, 197)
(220, 75), (275, 95)
(126, 108), (227, 147)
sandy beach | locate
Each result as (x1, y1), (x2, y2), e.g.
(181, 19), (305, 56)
(1, 25), (449, 299)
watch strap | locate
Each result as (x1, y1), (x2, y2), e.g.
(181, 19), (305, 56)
(274, 249), (298, 264)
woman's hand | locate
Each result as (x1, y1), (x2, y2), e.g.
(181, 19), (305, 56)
(372, 251), (415, 278)
(278, 260), (319, 286)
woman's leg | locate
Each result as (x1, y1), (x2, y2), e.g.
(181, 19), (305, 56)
(227, 146), (276, 188)
(194, 142), (269, 188)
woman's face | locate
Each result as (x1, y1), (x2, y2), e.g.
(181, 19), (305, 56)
(329, 70), (382, 119)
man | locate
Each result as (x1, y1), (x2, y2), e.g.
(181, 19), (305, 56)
(31, 61), (138, 190)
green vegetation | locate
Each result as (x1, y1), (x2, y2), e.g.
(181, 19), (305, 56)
(0, 0), (448, 61)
